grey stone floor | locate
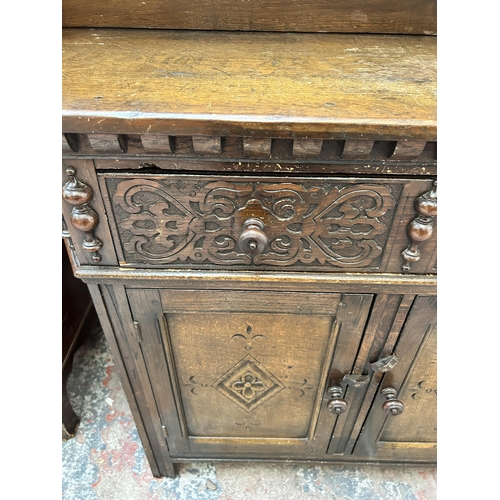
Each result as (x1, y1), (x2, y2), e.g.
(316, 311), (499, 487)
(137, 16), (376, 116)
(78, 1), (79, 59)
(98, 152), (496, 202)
(62, 327), (437, 499)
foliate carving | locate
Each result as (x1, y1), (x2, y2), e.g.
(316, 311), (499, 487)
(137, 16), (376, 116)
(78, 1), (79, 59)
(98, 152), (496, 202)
(409, 380), (437, 400)
(62, 167), (102, 262)
(212, 354), (284, 412)
(288, 379), (314, 398)
(231, 325), (267, 351)
(231, 373), (266, 400)
(235, 415), (262, 432)
(106, 176), (400, 270)
(184, 376), (209, 396)
(401, 181), (437, 271)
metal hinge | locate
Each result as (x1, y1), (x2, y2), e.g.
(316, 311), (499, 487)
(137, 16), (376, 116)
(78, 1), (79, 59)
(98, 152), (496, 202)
(133, 321), (143, 342)
(161, 425), (168, 439)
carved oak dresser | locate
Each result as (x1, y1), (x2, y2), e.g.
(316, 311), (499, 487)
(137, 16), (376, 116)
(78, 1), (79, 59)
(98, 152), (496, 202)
(62, 1), (437, 477)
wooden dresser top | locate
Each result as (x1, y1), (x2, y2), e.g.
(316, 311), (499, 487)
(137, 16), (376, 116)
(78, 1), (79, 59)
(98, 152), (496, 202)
(62, 29), (436, 140)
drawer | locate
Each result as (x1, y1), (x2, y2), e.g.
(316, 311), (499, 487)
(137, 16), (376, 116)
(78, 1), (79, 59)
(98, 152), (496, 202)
(99, 173), (436, 274)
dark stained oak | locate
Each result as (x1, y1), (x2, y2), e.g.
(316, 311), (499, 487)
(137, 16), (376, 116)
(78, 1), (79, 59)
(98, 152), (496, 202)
(74, 268), (436, 296)
(62, 30), (436, 141)
(97, 172), (436, 274)
(87, 133), (125, 154)
(91, 158), (437, 177)
(390, 140), (427, 160)
(293, 139), (324, 157)
(63, 134), (436, 165)
(62, 13), (437, 476)
(62, 0), (436, 35)
(341, 141), (375, 160)
(140, 134), (172, 153)
(243, 138), (272, 157)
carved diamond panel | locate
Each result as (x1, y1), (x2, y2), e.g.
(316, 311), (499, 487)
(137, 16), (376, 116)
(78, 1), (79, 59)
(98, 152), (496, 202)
(212, 355), (285, 412)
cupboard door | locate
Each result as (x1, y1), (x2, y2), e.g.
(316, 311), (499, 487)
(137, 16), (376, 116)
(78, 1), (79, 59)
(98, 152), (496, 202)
(127, 288), (372, 459)
(353, 295), (437, 462)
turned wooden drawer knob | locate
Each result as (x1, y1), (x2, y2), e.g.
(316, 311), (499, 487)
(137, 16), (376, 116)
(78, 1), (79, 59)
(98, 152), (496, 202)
(381, 387), (404, 416)
(237, 218), (269, 256)
(327, 386), (348, 415)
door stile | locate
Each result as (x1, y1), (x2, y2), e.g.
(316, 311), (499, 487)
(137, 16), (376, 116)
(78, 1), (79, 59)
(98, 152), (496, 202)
(126, 288), (190, 454)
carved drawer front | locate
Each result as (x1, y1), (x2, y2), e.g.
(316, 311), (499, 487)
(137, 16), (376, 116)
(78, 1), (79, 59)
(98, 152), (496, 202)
(99, 173), (437, 273)
(126, 288), (373, 458)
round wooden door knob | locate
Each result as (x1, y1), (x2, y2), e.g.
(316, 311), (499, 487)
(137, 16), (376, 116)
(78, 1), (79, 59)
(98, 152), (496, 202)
(381, 387), (404, 416)
(327, 386), (348, 415)
(238, 218), (269, 256)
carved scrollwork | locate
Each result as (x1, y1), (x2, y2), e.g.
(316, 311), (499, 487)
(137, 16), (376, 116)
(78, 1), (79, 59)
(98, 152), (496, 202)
(401, 181), (437, 272)
(62, 167), (102, 262)
(106, 176), (400, 270)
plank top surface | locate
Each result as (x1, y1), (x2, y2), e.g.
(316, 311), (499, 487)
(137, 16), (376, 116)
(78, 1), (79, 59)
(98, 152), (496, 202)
(62, 29), (436, 140)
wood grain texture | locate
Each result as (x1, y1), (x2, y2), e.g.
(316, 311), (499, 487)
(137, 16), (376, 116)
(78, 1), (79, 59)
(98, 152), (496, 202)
(62, 30), (436, 140)
(140, 134), (172, 153)
(126, 289), (190, 454)
(163, 290), (339, 449)
(293, 139), (324, 157)
(62, 0), (436, 35)
(192, 136), (221, 154)
(243, 138), (272, 157)
(93, 158), (437, 177)
(390, 140), (427, 160)
(88, 133), (125, 153)
(76, 268), (437, 297)
(341, 141), (375, 160)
